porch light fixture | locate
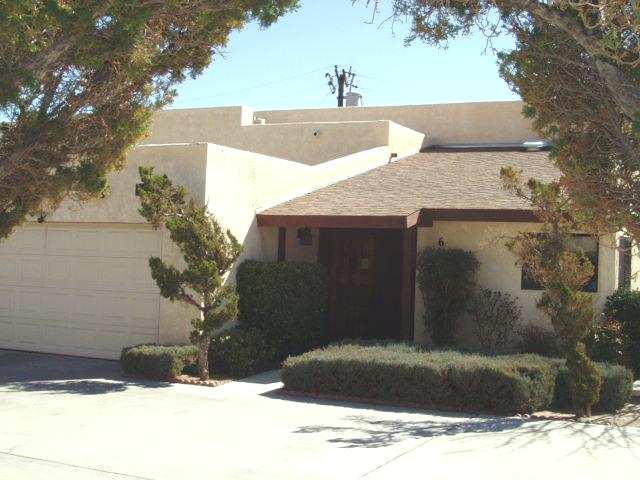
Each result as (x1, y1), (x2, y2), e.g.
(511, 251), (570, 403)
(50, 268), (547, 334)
(297, 227), (313, 246)
(438, 237), (446, 247)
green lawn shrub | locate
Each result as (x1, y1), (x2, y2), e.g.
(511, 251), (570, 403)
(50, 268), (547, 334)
(553, 362), (633, 413)
(417, 247), (479, 346)
(516, 323), (563, 358)
(120, 344), (198, 379)
(604, 289), (640, 378)
(236, 260), (328, 360)
(585, 320), (625, 366)
(209, 328), (278, 378)
(282, 343), (557, 415)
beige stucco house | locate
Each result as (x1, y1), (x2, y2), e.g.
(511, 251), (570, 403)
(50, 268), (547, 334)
(0, 101), (634, 359)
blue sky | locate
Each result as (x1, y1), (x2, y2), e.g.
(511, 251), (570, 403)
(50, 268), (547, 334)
(171, 1), (518, 111)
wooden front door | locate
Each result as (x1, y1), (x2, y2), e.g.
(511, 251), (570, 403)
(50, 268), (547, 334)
(328, 231), (375, 339)
(319, 228), (412, 341)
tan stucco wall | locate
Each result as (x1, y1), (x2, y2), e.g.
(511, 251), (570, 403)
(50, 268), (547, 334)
(630, 238), (640, 291)
(145, 108), (423, 164)
(49, 143), (210, 224)
(143, 106), (253, 144)
(257, 101), (540, 148)
(283, 227), (320, 262)
(414, 222), (619, 347)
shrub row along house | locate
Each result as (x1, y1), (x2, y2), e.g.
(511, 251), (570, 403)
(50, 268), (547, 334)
(0, 101), (637, 359)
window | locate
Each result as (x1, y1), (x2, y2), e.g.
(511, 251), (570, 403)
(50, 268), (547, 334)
(618, 236), (632, 290)
(521, 234), (599, 293)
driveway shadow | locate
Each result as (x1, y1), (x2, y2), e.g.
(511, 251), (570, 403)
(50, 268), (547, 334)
(0, 349), (170, 395)
(279, 392), (640, 457)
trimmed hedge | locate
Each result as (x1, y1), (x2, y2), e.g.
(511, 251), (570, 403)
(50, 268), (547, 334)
(282, 343), (635, 415)
(236, 260), (328, 359)
(121, 344), (197, 379)
(209, 328), (277, 378)
(553, 363), (633, 413)
(282, 343), (557, 415)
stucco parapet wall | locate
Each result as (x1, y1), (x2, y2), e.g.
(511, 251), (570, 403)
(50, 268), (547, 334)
(256, 101), (540, 148)
(48, 142), (210, 224)
(144, 110), (423, 165)
(47, 142), (395, 225)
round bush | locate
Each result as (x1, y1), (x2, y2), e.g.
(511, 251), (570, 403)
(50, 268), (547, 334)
(210, 329), (277, 378)
(552, 363), (633, 413)
(120, 344), (198, 379)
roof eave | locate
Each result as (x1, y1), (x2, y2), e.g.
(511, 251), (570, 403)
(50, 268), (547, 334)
(257, 209), (539, 229)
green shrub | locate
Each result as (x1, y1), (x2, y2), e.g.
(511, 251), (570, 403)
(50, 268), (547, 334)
(282, 343), (556, 415)
(120, 344), (198, 379)
(236, 260), (328, 359)
(604, 289), (640, 378)
(417, 247), (480, 346)
(209, 328), (277, 378)
(585, 320), (625, 365)
(516, 323), (563, 358)
(471, 289), (522, 353)
(552, 363), (633, 413)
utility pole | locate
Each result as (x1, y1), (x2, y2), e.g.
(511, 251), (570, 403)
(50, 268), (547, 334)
(326, 65), (357, 107)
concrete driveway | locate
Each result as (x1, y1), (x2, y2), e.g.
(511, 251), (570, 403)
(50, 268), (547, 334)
(0, 350), (639, 480)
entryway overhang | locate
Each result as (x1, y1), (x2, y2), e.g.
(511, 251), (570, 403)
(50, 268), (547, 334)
(256, 208), (540, 230)
(256, 212), (420, 229)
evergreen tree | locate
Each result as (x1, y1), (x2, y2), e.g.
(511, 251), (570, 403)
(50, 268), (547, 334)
(136, 166), (242, 380)
(501, 167), (602, 417)
(363, 0), (640, 242)
(0, 0), (297, 239)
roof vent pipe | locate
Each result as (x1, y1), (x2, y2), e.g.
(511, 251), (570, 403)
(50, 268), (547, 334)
(522, 140), (551, 151)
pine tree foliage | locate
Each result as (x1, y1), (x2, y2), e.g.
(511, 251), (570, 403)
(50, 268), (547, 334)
(136, 166), (242, 380)
(364, 0), (640, 241)
(0, 0), (298, 239)
(501, 167), (602, 416)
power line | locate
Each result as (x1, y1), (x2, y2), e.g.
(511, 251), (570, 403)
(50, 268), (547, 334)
(174, 65), (333, 103)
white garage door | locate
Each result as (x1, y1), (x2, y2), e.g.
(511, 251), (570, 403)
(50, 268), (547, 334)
(0, 223), (163, 359)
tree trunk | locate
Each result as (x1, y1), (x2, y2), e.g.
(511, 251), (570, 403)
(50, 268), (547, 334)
(198, 335), (211, 381)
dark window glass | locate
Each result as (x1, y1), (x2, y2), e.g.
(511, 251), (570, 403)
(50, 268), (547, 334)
(521, 234), (598, 293)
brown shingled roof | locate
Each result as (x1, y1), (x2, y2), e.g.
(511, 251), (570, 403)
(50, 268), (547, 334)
(257, 150), (559, 228)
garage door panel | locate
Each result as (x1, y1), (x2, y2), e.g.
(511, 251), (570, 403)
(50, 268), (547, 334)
(68, 326), (98, 349)
(40, 292), (72, 319)
(0, 223), (162, 359)
(47, 227), (102, 256)
(0, 288), (16, 316)
(21, 258), (44, 285)
(44, 257), (72, 283)
(100, 258), (156, 292)
(18, 227), (46, 254)
(101, 294), (131, 326)
(97, 328), (129, 352)
(43, 324), (72, 347)
(15, 322), (41, 346)
(131, 296), (160, 327)
(71, 294), (101, 321)
(0, 320), (13, 343)
(0, 256), (19, 282)
(70, 258), (101, 287)
(18, 290), (43, 319)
